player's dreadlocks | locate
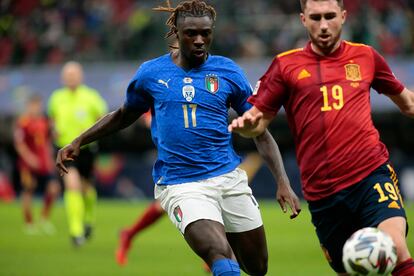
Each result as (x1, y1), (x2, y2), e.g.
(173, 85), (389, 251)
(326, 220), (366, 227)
(153, 0), (216, 45)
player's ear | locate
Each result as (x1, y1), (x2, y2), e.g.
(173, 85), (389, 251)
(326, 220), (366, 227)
(341, 10), (347, 24)
(300, 13), (306, 27)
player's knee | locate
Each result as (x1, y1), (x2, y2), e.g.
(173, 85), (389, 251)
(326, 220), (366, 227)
(206, 245), (234, 262)
(22, 185), (35, 193)
(243, 258), (268, 276)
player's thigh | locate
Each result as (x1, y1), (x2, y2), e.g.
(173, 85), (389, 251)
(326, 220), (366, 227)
(221, 168), (267, 272)
(309, 198), (357, 274)
(358, 163), (406, 227)
(63, 167), (82, 190)
(226, 226), (268, 275)
(221, 168), (263, 233)
(155, 182), (234, 264)
(358, 163), (408, 259)
(154, 181), (223, 235)
(378, 217), (411, 263)
(184, 219), (235, 265)
(40, 174), (60, 195)
(20, 167), (36, 192)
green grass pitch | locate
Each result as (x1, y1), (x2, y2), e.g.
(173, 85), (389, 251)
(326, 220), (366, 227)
(0, 200), (413, 275)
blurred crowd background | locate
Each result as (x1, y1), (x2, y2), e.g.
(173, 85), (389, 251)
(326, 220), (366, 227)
(1, 0), (414, 66)
(1, 0), (414, 201)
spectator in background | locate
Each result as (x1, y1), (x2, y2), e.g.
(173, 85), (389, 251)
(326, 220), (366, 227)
(1, 0), (413, 66)
(14, 94), (60, 234)
(48, 61), (107, 246)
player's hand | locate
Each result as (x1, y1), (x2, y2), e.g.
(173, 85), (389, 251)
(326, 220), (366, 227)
(228, 110), (263, 136)
(55, 142), (80, 176)
(276, 179), (301, 219)
(25, 154), (40, 170)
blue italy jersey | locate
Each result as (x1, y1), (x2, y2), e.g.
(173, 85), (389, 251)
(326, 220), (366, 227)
(124, 54), (252, 185)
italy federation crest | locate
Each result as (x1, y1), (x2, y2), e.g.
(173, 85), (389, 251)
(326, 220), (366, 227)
(182, 85), (195, 102)
(344, 64), (362, 82)
(205, 74), (219, 93)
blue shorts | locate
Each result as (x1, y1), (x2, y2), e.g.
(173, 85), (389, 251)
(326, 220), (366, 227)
(308, 162), (407, 273)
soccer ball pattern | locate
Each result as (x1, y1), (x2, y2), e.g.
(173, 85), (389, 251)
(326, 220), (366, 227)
(342, 227), (397, 275)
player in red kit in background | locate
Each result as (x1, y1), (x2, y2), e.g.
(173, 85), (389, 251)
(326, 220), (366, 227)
(14, 95), (60, 234)
(229, 0), (414, 275)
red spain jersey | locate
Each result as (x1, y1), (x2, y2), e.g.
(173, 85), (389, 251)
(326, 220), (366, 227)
(14, 115), (54, 175)
(249, 41), (404, 201)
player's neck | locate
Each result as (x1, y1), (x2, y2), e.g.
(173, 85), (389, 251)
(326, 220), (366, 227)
(310, 40), (342, 56)
(172, 51), (206, 71)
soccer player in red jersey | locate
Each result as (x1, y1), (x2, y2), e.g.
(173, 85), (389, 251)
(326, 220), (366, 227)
(14, 95), (60, 234)
(229, 0), (414, 275)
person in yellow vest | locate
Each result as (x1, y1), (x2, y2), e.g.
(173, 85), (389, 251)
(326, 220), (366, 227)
(48, 61), (107, 246)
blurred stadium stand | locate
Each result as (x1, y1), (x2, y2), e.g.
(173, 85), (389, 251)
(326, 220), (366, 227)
(0, 0), (414, 200)
(0, 0), (414, 65)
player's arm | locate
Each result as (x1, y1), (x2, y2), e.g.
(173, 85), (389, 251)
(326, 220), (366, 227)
(56, 106), (141, 175)
(387, 88), (414, 118)
(253, 129), (301, 219)
(13, 124), (39, 170)
(228, 106), (273, 138)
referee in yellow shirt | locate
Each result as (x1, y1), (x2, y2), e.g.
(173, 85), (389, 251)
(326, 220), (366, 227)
(48, 61), (107, 246)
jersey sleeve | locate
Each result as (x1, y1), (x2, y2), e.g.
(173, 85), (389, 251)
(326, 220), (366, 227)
(371, 48), (404, 95)
(248, 57), (288, 116)
(228, 65), (253, 115)
(124, 66), (152, 113)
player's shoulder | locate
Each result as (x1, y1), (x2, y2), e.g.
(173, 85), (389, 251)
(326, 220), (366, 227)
(16, 115), (30, 127)
(276, 47), (305, 59)
(208, 55), (243, 72)
(343, 40), (374, 54)
(51, 87), (67, 96)
(140, 54), (171, 71)
(133, 54), (171, 79)
(210, 55), (238, 66)
(343, 40), (371, 49)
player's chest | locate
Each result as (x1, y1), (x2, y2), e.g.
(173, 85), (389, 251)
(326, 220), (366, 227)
(285, 58), (374, 104)
(147, 73), (231, 105)
(287, 58), (374, 88)
(25, 120), (48, 140)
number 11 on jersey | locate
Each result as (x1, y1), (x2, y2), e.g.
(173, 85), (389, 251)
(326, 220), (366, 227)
(182, 104), (197, 128)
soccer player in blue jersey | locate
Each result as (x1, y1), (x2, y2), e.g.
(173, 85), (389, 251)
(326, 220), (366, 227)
(56, 1), (301, 275)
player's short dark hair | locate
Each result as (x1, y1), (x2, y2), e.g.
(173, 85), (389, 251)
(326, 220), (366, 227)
(153, 0), (216, 49)
(300, 0), (344, 12)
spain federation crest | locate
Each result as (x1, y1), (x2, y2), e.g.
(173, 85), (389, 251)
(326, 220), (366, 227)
(344, 63), (362, 81)
(205, 74), (219, 93)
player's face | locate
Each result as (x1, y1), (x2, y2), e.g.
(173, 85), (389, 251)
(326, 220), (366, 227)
(301, 0), (346, 55)
(176, 16), (213, 67)
(27, 100), (43, 117)
(62, 65), (83, 90)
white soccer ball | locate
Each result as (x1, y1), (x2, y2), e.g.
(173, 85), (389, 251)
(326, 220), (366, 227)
(342, 227), (397, 275)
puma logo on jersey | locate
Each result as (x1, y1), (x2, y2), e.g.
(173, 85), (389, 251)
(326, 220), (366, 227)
(158, 79), (171, 88)
(297, 69), (311, 80)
